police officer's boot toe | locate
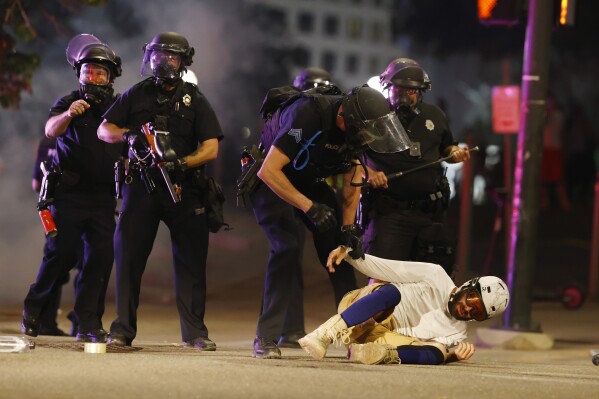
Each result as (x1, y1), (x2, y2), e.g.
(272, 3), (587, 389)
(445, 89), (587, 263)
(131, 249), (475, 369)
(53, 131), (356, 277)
(107, 333), (130, 347)
(253, 336), (281, 359)
(76, 328), (108, 343)
(184, 336), (216, 351)
(20, 314), (40, 337)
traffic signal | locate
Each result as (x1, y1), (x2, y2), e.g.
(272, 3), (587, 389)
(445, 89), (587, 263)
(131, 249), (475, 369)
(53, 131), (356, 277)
(478, 0), (524, 25)
(557, 0), (576, 26)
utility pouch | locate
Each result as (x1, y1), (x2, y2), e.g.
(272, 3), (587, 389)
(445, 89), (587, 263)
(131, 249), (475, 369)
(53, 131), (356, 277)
(194, 170), (230, 233)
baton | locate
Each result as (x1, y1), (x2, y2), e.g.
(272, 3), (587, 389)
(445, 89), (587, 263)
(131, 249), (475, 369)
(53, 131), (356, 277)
(353, 146), (479, 188)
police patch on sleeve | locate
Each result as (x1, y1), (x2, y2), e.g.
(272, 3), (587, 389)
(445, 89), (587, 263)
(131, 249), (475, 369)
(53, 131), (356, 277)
(288, 128), (302, 143)
(182, 94), (192, 107)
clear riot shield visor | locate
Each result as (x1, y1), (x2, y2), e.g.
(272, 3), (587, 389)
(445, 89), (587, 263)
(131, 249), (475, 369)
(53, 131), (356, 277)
(353, 112), (411, 153)
(140, 46), (181, 79)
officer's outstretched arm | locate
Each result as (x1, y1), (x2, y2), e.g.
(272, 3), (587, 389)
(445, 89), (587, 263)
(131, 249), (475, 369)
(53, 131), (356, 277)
(98, 119), (128, 144)
(183, 138), (218, 169)
(257, 146), (313, 212)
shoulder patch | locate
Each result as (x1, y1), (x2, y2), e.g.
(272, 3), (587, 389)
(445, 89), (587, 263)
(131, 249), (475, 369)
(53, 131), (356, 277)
(288, 128), (302, 143)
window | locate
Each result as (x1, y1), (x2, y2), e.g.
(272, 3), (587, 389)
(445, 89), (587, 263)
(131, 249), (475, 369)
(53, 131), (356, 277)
(322, 51), (337, 73)
(368, 56), (379, 74)
(347, 17), (362, 39)
(323, 15), (339, 36)
(370, 21), (382, 42)
(298, 11), (314, 33)
(346, 54), (359, 74)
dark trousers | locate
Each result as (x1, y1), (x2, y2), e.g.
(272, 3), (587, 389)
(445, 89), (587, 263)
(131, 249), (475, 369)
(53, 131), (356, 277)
(251, 184), (306, 339)
(363, 208), (455, 275)
(24, 192), (115, 332)
(252, 181), (357, 341)
(110, 179), (209, 342)
(38, 246), (83, 330)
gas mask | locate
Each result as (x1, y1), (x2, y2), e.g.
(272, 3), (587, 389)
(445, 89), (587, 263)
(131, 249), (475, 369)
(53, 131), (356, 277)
(389, 86), (422, 123)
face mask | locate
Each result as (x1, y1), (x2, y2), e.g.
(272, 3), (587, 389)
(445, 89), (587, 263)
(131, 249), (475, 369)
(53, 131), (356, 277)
(79, 84), (114, 104)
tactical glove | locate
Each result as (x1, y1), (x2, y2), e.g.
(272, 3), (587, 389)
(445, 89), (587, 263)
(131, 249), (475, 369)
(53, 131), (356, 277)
(163, 158), (188, 173)
(341, 224), (364, 260)
(306, 202), (337, 232)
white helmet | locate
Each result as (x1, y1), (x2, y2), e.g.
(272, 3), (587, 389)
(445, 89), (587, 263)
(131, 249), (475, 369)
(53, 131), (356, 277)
(457, 276), (510, 321)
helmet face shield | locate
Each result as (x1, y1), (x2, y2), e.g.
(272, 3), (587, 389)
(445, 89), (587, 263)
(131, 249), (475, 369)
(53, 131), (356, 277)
(351, 112), (411, 153)
(78, 63), (110, 85)
(465, 289), (488, 322)
(140, 48), (182, 79)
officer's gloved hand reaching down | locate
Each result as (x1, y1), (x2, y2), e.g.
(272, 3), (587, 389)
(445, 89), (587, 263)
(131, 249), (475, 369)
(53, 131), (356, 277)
(341, 224), (364, 260)
(306, 202), (337, 232)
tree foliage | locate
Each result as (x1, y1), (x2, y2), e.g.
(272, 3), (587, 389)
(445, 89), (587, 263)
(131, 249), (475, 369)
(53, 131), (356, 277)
(0, 0), (107, 109)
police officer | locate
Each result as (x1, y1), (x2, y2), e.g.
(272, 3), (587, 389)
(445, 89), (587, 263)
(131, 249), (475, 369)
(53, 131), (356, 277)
(21, 34), (122, 343)
(252, 67), (337, 349)
(362, 58), (470, 274)
(97, 32), (223, 349)
(252, 85), (411, 359)
(31, 136), (82, 336)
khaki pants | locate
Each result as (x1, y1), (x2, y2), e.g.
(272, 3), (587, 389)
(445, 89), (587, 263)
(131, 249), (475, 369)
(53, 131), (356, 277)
(337, 283), (417, 347)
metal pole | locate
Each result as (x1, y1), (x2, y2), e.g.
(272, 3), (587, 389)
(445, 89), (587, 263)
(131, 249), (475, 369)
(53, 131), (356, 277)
(502, 59), (514, 279)
(455, 135), (474, 285)
(589, 172), (599, 302)
(504, 0), (553, 331)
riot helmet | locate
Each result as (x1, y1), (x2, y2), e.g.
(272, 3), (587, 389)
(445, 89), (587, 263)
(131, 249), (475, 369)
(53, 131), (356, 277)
(380, 58), (431, 119)
(341, 85), (411, 154)
(140, 32), (195, 85)
(294, 67), (333, 90)
(448, 276), (510, 321)
(66, 34), (121, 103)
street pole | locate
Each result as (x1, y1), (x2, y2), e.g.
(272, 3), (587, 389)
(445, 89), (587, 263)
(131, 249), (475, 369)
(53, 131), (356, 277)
(504, 0), (552, 330)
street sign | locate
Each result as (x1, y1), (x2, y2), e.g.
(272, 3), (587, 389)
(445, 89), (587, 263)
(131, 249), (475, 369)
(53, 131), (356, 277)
(492, 85), (520, 134)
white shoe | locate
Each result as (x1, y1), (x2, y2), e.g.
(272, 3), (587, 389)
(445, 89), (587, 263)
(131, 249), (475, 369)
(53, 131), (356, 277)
(298, 314), (349, 360)
(348, 343), (400, 365)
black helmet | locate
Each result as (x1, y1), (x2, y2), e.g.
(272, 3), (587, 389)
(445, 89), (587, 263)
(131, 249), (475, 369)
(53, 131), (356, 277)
(293, 67), (333, 90)
(66, 34), (122, 80)
(380, 58), (430, 118)
(341, 85), (411, 154)
(379, 58), (431, 91)
(76, 43), (122, 79)
(66, 34), (120, 104)
(140, 32), (195, 85)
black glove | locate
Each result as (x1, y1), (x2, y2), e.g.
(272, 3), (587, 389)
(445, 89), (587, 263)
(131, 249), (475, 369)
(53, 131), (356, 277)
(306, 202), (337, 232)
(123, 128), (150, 156)
(341, 224), (364, 260)
(163, 158), (187, 173)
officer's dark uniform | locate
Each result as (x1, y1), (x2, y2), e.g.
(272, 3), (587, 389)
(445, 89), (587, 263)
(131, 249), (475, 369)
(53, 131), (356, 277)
(31, 137), (79, 336)
(362, 101), (457, 271)
(103, 78), (223, 344)
(253, 95), (358, 343)
(23, 90), (121, 336)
